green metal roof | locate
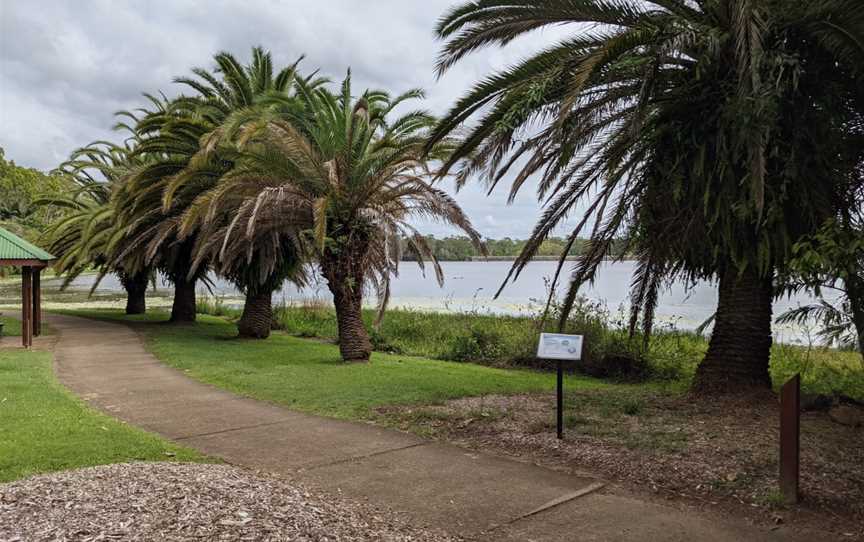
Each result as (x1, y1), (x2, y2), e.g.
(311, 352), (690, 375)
(0, 227), (56, 262)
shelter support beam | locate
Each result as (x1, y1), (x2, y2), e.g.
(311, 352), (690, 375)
(21, 266), (32, 348)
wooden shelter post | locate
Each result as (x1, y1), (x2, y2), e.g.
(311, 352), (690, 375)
(21, 266), (33, 348)
(33, 268), (42, 337)
(0, 227), (57, 346)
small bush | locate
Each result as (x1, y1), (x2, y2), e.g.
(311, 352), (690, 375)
(582, 352), (651, 382)
(446, 327), (505, 362)
(622, 398), (644, 415)
(369, 328), (402, 354)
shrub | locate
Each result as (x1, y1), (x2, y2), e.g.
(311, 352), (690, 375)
(369, 328), (402, 354)
(446, 326), (505, 363)
(622, 398), (644, 415)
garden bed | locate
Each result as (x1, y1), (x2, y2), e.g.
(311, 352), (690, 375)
(375, 390), (864, 539)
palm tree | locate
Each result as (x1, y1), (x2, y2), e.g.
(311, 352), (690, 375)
(42, 141), (152, 314)
(183, 197), (310, 339)
(110, 48), (306, 323)
(428, 0), (864, 394)
(194, 74), (484, 361)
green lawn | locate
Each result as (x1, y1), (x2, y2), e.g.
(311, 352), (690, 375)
(59, 309), (631, 419)
(0, 315), (54, 339)
(0, 348), (206, 482)
(0, 315), (21, 337)
(52, 308), (864, 425)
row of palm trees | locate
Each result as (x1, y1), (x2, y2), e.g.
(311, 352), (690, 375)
(43, 1), (863, 396)
(45, 48), (482, 361)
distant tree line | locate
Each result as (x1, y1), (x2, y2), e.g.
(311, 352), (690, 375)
(0, 148), (73, 276)
(0, 148), (71, 242)
(401, 236), (630, 261)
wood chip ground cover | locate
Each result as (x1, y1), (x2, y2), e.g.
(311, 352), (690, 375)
(375, 391), (864, 540)
(0, 463), (456, 541)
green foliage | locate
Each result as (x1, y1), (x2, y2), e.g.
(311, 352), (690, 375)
(446, 326), (506, 363)
(273, 297), (699, 380)
(787, 219), (864, 283)
(0, 315), (22, 337)
(777, 300), (857, 351)
(42, 141), (145, 290)
(196, 295), (233, 318)
(770, 344), (864, 401)
(781, 218), (864, 355)
(622, 398), (643, 416)
(196, 72), (483, 330)
(0, 148), (72, 276)
(429, 0), (864, 351)
(0, 349), (205, 482)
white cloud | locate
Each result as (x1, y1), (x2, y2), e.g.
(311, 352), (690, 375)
(0, 0), (577, 238)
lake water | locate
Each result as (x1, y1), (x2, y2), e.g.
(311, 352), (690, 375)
(51, 260), (835, 345)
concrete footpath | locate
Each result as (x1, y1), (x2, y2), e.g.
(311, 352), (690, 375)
(23, 313), (822, 540)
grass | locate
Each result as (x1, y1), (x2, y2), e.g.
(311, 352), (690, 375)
(269, 300), (863, 400)
(0, 349), (206, 482)
(0, 315), (21, 337)
(57, 308), (617, 419)
(266, 297), (710, 382)
(66, 297), (864, 405)
(0, 315), (53, 339)
(770, 342), (864, 400)
(559, 389), (689, 452)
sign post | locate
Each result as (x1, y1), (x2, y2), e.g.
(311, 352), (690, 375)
(537, 333), (584, 439)
(780, 374), (801, 504)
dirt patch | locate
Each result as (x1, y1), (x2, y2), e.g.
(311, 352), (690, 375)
(0, 462), (457, 541)
(376, 390), (864, 540)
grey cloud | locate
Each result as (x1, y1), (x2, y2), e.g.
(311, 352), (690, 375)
(0, 0), (574, 238)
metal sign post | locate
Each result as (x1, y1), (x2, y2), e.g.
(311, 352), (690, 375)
(537, 333), (584, 439)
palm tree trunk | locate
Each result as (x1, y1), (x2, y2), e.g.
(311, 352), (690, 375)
(321, 238), (372, 362)
(170, 278), (197, 323)
(692, 266), (774, 394)
(330, 280), (372, 361)
(121, 271), (148, 315)
(237, 289), (273, 339)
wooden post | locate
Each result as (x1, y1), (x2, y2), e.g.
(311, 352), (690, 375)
(21, 266), (33, 348)
(32, 268), (41, 337)
(780, 374), (800, 504)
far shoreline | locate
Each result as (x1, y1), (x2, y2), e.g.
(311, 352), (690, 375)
(445, 256), (635, 262)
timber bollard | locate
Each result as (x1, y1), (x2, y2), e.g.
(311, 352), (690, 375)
(779, 374), (800, 504)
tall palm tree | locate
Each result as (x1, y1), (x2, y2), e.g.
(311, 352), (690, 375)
(110, 48), (307, 323)
(194, 74), (484, 361)
(428, 0), (864, 394)
(42, 141), (152, 314)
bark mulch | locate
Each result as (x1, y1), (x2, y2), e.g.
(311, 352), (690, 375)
(0, 462), (457, 541)
(376, 391), (864, 540)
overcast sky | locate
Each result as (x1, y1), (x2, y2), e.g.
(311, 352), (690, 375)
(0, 0), (576, 239)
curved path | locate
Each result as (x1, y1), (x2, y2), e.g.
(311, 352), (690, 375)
(31, 312), (818, 541)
